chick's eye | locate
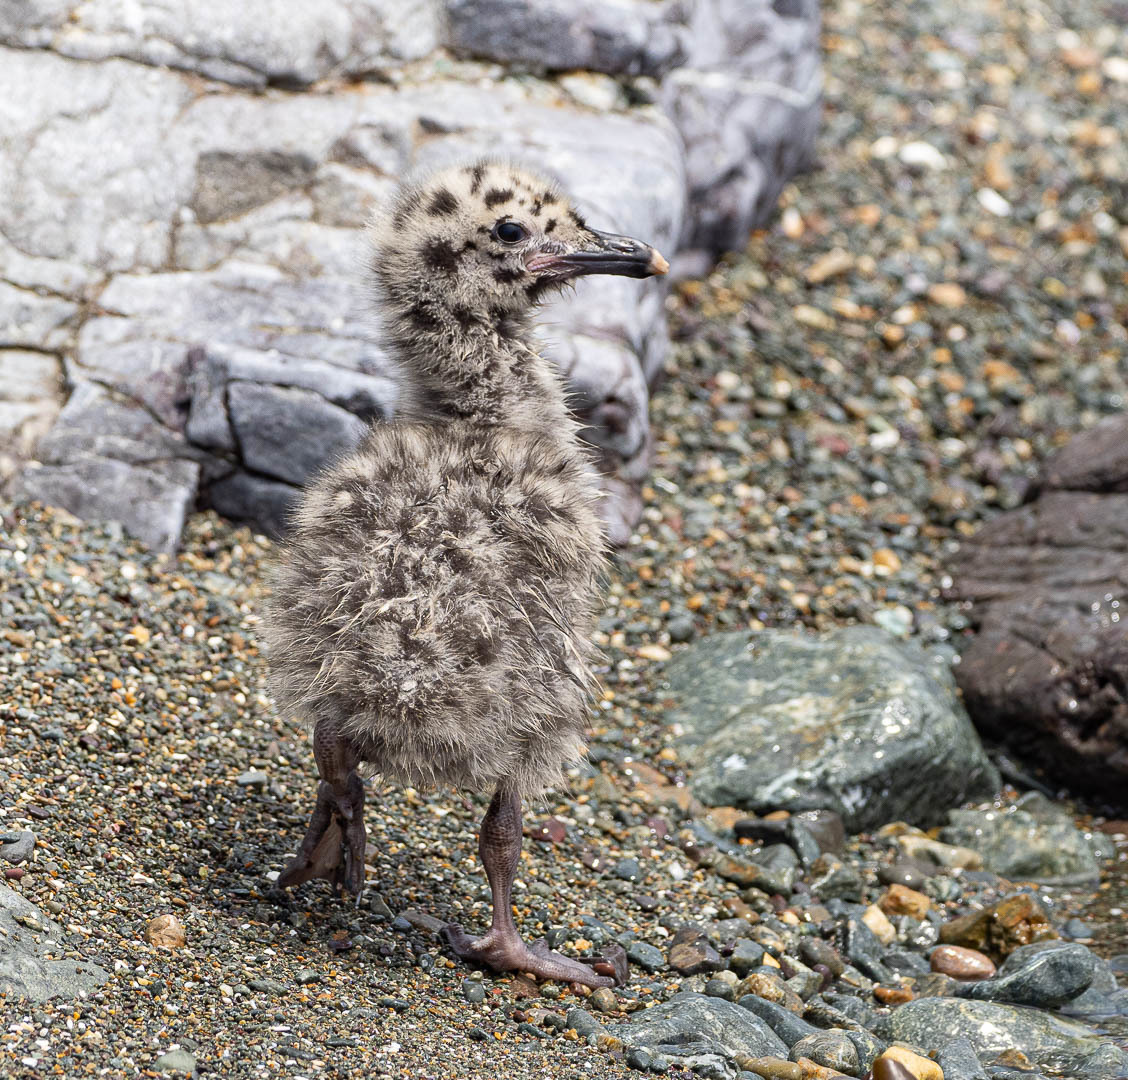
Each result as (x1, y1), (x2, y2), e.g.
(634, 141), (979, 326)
(493, 221), (527, 244)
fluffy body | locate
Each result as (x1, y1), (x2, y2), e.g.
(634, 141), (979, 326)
(266, 419), (604, 798)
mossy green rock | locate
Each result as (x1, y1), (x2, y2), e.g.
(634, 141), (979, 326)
(664, 627), (999, 830)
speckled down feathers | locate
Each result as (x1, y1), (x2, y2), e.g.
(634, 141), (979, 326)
(266, 417), (606, 798)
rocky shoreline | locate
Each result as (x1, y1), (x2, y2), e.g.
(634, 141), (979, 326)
(3, 0), (1128, 1074)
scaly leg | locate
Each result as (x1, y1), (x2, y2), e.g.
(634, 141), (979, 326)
(443, 788), (626, 988)
(278, 717), (366, 897)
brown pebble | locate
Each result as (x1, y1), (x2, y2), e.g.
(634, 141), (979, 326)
(871, 1057), (915, 1080)
(736, 971), (804, 1012)
(874, 984), (915, 1004)
(529, 817), (566, 843)
(795, 1057), (851, 1078)
(145, 913), (186, 949)
(937, 892), (1057, 958)
(876, 1046), (943, 1080)
(930, 944), (996, 980)
(878, 883), (930, 920)
(4, 867), (24, 881)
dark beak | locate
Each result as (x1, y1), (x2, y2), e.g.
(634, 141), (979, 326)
(527, 228), (669, 280)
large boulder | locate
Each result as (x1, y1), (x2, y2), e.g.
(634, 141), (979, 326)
(950, 415), (1128, 808)
(2, 0), (821, 550)
(664, 626), (999, 831)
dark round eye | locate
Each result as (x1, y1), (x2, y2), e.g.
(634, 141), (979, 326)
(493, 220), (527, 244)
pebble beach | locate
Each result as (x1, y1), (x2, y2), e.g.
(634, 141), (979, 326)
(3, 0), (1128, 1077)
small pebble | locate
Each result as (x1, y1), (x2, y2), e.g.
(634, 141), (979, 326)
(930, 945), (996, 980)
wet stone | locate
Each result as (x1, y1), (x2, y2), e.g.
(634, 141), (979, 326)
(705, 976), (737, 1000)
(461, 978), (486, 1004)
(954, 940), (1097, 1008)
(730, 939), (769, 976)
(0, 831), (35, 864)
(591, 986), (618, 1013)
(930, 945), (996, 981)
(789, 1030), (859, 1074)
(627, 940), (666, 973)
(566, 1007), (601, 1037)
(737, 995), (817, 1047)
(669, 939), (725, 976)
(937, 893), (1058, 960)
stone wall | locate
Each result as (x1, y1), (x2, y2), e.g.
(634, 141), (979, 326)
(1, 0), (821, 549)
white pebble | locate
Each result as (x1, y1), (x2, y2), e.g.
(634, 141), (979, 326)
(898, 141), (947, 169)
(977, 187), (1012, 216)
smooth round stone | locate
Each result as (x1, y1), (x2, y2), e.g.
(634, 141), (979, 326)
(461, 978), (486, 1004)
(876, 1046), (943, 1080)
(798, 937), (845, 977)
(931, 944), (996, 980)
(704, 976), (736, 1000)
(789, 1030), (859, 1073)
(878, 859), (932, 891)
(591, 987), (618, 1013)
(871, 1056), (917, 1080)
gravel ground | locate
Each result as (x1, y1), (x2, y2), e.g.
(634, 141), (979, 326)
(3, 0), (1128, 1075)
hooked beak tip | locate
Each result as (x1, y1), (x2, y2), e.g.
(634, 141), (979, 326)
(648, 249), (670, 276)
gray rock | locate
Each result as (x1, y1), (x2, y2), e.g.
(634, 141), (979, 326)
(736, 994), (817, 1047)
(15, 382), (201, 551)
(446, 0), (685, 77)
(953, 941), (1097, 1009)
(18, 456), (199, 553)
(940, 792), (1104, 885)
(1038, 413), (1128, 494)
(205, 470), (298, 538)
(881, 997), (1128, 1079)
(227, 382), (367, 487)
(0, 831), (35, 864)
(789, 1030), (860, 1075)
(0, 883), (109, 1001)
(627, 940), (666, 973)
(0, 280), (77, 350)
(609, 991), (788, 1071)
(154, 1049), (197, 1075)
(665, 627), (999, 830)
(937, 1037), (990, 1080)
(566, 1006), (601, 1037)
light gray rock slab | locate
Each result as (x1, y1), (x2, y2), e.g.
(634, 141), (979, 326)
(0, 281), (78, 350)
(15, 0), (440, 88)
(0, 883), (108, 1002)
(881, 997), (1128, 1079)
(17, 455), (200, 553)
(665, 626), (1000, 830)
(0, 48), (194, 271)
(446, 0), (686, 77)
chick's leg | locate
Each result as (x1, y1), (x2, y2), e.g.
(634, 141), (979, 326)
(443, 788), (625, 989)
(278, 717), (366, 897)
